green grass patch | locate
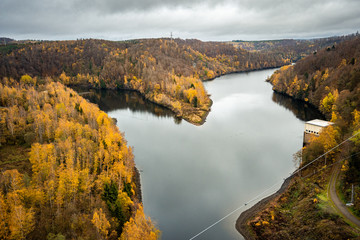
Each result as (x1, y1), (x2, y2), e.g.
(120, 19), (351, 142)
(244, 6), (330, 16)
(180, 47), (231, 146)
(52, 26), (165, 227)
(316, 189), (338, 218)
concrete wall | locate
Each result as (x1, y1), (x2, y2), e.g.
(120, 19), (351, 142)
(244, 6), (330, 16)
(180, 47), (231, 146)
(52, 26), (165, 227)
(304, 123), (322, 136)
(303, 132), (316, 146)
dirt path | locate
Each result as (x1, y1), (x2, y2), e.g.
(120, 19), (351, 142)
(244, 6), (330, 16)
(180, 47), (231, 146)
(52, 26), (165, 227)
(235, 162), (360, 240)
(328, 163), (360, 228)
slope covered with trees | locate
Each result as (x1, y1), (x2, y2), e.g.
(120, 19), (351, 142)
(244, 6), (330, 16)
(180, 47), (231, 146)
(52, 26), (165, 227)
(242, 36), (360, 239)
(231, 33), (359, 63)
(0, 78), (159, 239)
(0, 38), (288, 125)
(267, 36), (360, 123)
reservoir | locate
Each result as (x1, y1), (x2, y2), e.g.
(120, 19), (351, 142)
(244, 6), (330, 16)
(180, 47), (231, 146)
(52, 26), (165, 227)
(83, 69), (323, 239)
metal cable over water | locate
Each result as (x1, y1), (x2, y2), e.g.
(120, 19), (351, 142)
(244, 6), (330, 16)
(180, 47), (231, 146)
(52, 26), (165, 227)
(188, 131), (360, 240)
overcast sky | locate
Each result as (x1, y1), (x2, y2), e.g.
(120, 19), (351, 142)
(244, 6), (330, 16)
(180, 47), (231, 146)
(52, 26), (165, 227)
(1, 0), (359, 41)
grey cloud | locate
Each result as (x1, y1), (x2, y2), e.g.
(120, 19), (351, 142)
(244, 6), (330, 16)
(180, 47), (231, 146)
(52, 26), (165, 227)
(72, 0), (213, 12)
(0, 0), (359, 41)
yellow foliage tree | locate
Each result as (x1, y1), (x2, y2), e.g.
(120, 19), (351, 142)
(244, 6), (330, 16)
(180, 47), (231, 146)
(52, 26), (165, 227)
(316, 125), (340, 152)
(8, 205), (35, 240)
(0, 193), (9, 239)
(309, 125), (340, 163)
(92, 208), (110, 239)
(120, 205), (160, 240)
(352, 109), (360, 128)
(59, 71), (70, 85)
(20, 74), (36, 85)
(321, 68), (329, 81)
(320, 90), (338, 113)
(29, 143), (56, 184)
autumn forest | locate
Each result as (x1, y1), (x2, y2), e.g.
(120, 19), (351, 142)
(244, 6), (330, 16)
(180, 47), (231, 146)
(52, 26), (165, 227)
(246, 35), (360, 239)
(1, 33), (360, 239)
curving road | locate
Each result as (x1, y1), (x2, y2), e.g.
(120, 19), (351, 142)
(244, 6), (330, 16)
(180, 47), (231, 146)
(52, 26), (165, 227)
(328, 163), (360, 228)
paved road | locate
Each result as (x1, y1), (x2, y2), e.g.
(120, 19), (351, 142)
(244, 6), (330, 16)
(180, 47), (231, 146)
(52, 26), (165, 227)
(328, 163), (360, 228)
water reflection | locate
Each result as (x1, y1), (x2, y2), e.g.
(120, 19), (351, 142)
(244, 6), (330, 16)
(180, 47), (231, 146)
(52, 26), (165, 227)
(77, 69), (324, 240)
(75, 88), (180, 123)
(272, 92), (324, 121)
(77, 87), (324, 125)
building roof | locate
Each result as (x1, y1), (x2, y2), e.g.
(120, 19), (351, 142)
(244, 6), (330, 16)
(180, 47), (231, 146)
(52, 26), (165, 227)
(305, 119), (334, 127)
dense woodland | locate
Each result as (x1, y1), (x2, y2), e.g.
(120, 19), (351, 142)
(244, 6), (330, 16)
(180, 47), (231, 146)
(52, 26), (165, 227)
(0, 37), (292, 240)
(1, 35), (359, 239)
(0, 78), (159, 239)
(231, 33), (359, 62)
(2, 37), (355, 124)
(267, 36), (360, 132)
(248, 36), (360, 239)
(0, 37), (297, 239)
(0, 38), (291, 124)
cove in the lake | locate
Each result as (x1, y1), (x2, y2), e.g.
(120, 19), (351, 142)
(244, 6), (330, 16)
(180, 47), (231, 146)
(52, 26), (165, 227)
(81, 69), (323, 240)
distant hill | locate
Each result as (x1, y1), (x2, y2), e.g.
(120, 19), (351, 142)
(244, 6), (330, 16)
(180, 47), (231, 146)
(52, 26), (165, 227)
(0, 38), (288, 125)
(0, 37), (15, 45)
(231, 33), (359, 62)
(0, 35), (357, 125)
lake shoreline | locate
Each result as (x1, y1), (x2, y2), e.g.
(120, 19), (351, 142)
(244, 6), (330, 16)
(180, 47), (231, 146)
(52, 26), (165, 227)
(202, 66), (283, 82)
(71, 66), (284, 126)
(88, 68), (316, 239)
(235, 73), (325, 239)
(133, 166), (143, 203)
(271, 89), (323, 115)
(236, 175), (294, 239)
(235, 72), (330, 239)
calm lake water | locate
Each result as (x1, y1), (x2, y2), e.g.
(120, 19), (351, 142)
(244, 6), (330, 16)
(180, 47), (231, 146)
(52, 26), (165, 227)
(82, 69), (323, 240)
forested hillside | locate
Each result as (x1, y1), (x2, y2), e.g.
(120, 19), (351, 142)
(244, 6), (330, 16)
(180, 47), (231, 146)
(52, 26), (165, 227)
(267, 36), (360, 123)
(0, 38), (287, 125)
(268, 35), (360, 208)
(2, 35), (359, 239)
(231, 33), (359, 63)
(243, 36), (360, 239)
(0, 78), (159, 239)
(0, 36), (318, 240)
